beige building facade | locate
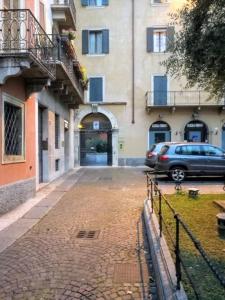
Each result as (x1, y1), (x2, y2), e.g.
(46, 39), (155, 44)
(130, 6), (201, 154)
(74, 0), (225, 166)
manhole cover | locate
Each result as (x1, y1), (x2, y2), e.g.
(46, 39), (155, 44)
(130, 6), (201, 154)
(76, 230), (100, 239)
(113, 263), (148, 284)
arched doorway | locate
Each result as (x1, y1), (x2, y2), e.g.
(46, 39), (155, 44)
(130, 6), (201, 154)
(184, 120), (208, 142)
(80, 113), (112, 166)
(149, 121), (171, 147)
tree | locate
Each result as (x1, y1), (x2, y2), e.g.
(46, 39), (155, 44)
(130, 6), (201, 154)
(164, 0), (225, 99)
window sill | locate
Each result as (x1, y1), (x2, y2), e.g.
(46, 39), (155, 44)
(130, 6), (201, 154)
(85, 6), (106, 9)
(2, 155), (26, 164)
(151, 3), (170, 7)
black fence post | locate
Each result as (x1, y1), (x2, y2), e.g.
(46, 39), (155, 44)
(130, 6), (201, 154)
(159, 190), (162, 238)
(150, 179), (154, 213)
(175, 214), (181, 290)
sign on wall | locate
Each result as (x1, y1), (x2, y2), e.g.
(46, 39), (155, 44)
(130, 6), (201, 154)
(93, 121), (100, 130)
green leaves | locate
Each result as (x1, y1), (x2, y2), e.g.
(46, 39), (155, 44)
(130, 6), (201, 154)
(164, 0), (225, 99)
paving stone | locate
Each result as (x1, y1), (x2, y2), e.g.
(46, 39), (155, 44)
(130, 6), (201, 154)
(0, 168), (155, 299)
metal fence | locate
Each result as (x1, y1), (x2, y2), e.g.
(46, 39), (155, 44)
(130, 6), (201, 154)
(0, 9), (56, 79)
(146, 172), (225, 299)
(145, 91), (225, 107)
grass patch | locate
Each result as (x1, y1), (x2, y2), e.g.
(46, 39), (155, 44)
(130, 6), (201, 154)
(155, 192), (225, 299)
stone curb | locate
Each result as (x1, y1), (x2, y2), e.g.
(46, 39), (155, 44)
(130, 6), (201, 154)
(144, 199), (187, 300)
(0, 168), (85, 254)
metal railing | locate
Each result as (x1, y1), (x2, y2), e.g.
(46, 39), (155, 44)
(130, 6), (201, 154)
(145, 91), (225, 107)
(0, 9), (56, 79)
(53, 0), (76, 24)
(145, 171), (225, 299)
(51, 34), (83, 97)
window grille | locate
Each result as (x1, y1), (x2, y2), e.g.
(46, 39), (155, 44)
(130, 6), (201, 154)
(55, 113), (60, 149)
(4, 101), (23, 156)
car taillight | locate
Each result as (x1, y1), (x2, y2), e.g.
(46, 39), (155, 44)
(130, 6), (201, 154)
(159, 155), (169, 161)
(147, 151), (154, 158)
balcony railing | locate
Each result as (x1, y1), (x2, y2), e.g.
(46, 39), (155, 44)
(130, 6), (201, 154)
(52, 0), (76, 30)
(0, 9), (55, 79)
(52, 34), (84, 98)
(146, 91), (225, 108)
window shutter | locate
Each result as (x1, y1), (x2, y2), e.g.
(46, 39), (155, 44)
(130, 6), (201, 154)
(102, 0), (109, 5)
(102, 30), (109, 54)
(90, 78), (103, 102)
(81, 0), (88, 6)
(166, 27), (175, 51)
(147, 28), (154, 52)
(82, 30), (89, 54)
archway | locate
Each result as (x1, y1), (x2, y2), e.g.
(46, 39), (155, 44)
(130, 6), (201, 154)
(80, 113), (112, 166)
(184, 120), (208, 142)
(149, 121), (171, 147)
(74, 106), (119, 166)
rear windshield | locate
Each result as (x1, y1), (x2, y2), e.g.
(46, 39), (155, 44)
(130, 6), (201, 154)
(159, 145), (169, 155)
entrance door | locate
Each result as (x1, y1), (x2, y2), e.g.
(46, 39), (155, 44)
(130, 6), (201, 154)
(80, 130), (112, 166)
(38, 107), (43, 183)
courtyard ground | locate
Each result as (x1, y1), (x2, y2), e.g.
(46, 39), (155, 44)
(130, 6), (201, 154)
(0, 168), (156, 300)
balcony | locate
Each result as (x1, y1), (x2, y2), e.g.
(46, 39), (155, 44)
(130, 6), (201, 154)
(51, 0), (76, 31)
(145, 91), (225, 112)
(50, 35), (84, 105)
(0, 9), (56, 84)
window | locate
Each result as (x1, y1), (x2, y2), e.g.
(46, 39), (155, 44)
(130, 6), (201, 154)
(89, 77), (103, 102)
(81, 0), (108, 7)
(3, 94), (25, 162)
(153, 75), (168, 105)
(153, 29), (166, 52)
(82, 30), (109, 55)
(55, 114), (60, 149)
(39, 1), (45, 30)
(202, 145), (224, 157)
(89, 31), (103, 54)
(147, 27), (174, 53)
(55, 159), (60, 171)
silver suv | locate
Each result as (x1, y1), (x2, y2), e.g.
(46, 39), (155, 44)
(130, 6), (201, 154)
(155, 143), (225, 181)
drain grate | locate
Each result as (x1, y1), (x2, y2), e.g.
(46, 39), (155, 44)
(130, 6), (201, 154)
(76, 230), (100, 239)
(113, 263), (149, 284)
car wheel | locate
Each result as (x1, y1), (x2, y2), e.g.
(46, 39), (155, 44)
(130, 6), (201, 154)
(170, 167), (186, 182)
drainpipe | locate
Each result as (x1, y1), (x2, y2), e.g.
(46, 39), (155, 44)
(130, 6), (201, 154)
(131, 0), (135, 124)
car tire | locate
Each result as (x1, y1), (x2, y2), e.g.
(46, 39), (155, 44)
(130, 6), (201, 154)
(169, 167), (186, 182)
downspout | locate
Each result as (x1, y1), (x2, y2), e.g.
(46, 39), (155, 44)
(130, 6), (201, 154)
(131, 0), (135, 124)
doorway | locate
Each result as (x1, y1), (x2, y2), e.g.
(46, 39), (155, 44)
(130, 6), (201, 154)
(38, 106), (44, 183)
(80, 113), (112, 166)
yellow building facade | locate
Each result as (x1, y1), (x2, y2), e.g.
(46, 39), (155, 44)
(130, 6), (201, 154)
(74, 0), (225, 166)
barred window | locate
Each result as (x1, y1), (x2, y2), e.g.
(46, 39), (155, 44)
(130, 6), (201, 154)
(55, 113), (60, 149)
(3, 94), (24, 162)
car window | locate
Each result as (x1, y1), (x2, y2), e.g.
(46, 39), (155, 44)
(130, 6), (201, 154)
(175, 145), (202, 155)
(159, 145), (169, 155)
(202, 145), (224, 156)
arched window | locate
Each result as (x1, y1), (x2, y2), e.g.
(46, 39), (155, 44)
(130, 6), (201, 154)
(184, 120), (208, 142)
(149, 121), (171, 147)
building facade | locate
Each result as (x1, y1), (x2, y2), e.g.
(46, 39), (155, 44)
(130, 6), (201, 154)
(0, 0), (85, 214)
(74, 0), (225, 167)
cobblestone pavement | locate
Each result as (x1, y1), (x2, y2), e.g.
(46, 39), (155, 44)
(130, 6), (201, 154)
(0, 168), (157, 300)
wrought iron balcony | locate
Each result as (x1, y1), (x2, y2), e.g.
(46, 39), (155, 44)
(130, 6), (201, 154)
(50, 34), (84, 104)
(0, 9), (56, 81)
(51, 0), (76, 30)
(145, 91), (225, 110)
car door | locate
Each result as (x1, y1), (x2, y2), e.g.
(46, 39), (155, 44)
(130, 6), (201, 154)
(202, 145), (225, 175)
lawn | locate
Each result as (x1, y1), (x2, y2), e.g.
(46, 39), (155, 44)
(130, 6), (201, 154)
(156, 192), (225, 300)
